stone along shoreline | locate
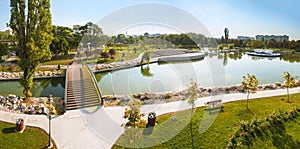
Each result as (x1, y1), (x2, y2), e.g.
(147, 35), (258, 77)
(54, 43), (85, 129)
(103, 81), (300, 106)
(0, 70), (64, 80)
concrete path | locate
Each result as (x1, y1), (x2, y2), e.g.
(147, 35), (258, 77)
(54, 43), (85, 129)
(0, 87), (299, 149)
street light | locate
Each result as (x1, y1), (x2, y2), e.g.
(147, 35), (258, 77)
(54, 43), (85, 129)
(46, 94), (53, 147)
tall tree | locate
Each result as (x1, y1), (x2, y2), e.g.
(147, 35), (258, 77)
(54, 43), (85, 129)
(224, 28), (229, 44)
(186, 81), (198, 149)
(9, 0), (53, 99)
(282, 72), (297, 103)
(242, 74), (258, 110)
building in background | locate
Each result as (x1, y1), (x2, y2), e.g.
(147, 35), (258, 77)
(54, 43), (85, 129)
(237, 36), (255, 40)
(256, 35), (289, 42)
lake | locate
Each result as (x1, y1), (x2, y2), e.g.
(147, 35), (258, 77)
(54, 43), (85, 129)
(0, 77), (65, 97)
(0, 52), (299, 97)
(95, 52), (300, 95)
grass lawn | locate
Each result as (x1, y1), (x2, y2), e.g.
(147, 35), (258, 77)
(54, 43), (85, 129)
(0, 121), (56, 148)
(42, 54), (75, 65)
(121, 51), (142, 61)
(113, 93), (300, 149)
(43, 59), (73, 65)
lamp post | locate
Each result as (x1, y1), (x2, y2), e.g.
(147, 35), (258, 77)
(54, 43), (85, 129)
(47, 94), (52, 147)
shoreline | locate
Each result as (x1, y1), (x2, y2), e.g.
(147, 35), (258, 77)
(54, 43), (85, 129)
(0, 84), (299, 148)
(91, 49), (205, 73)
(0, 70), (64, 81)
(103, 81), (300, 106)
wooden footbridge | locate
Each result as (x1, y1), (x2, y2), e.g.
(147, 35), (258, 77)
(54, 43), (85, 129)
(65, 64), (102, 110)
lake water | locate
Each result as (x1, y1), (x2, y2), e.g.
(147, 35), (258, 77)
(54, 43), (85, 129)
(96, 52), (300, 95)
(0, 77), (65, 97)
(1, 52), (299, 97)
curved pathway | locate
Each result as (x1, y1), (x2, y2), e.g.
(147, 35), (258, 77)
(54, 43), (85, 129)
(0, 87), (299, 148)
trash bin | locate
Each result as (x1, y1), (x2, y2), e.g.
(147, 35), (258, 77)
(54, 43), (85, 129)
(147, 112), (156, 126)
(16, 118), (24, 131)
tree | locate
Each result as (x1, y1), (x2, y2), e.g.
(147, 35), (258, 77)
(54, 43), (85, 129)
(9, 0), (53, 99)
(224, 28), (229, 44)
(50, 25), (73, 57)
(282, 72), (297, 103)
(80, 22), (103, 48)
(186, 81), (198, 149)
(141, 51), (152, 64)
(100, 51), (109, 59)
(242, 74), (258, 110)
(108, 48), (116, 58)
(0, 42), (9, 56)
(123, 99), (146, 128)
(116, 34), (127, 44)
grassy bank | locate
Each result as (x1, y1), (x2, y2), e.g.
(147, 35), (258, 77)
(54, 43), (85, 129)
(0, 121), (56, 148)
(113, 93), (300, 148)
(42, 54), (75, 65)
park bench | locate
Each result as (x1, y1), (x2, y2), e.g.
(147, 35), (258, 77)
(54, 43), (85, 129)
(205, 99), (223, 112)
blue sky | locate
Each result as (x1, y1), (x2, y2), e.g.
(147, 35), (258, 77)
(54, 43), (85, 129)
(1, 0), (300, 39)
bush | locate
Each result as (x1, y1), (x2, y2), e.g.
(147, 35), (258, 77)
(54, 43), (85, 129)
(165, 93), (172, 99)
(227, 107), (300, 148)
(10, 65), (17, 72)
(2, 65), (9, 72)
(0, 65), (2, 71)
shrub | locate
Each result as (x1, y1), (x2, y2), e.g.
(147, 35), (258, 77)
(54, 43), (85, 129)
(226, 107), (300, 148)
(10, 65), (17, 72)
(2, 65), (9, 72)
(165, 93), (172, 99)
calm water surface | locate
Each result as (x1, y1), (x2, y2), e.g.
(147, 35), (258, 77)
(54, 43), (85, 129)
(0, 77), (65, 97)
(96, 53), (300, 95)
(1, 53), (299, 97)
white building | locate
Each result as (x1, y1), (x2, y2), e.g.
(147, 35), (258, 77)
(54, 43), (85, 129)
(256, 35), (289, 42)
(237, 36), (255, 40)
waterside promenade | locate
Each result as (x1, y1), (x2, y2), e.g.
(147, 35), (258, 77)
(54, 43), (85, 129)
(0, 87), (299, 148)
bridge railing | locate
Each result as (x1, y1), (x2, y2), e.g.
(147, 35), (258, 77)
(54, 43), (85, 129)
(84, 64), (103, 104)
(64, 66), (69, 113)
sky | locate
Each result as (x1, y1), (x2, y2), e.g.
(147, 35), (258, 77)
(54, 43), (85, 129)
(1, 0), (300, 40)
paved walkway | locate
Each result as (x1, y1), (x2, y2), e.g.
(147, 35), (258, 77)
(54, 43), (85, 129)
(0, 87), (299, 148)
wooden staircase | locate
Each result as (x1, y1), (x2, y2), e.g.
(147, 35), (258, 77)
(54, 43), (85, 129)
(65, 65), (102, 110)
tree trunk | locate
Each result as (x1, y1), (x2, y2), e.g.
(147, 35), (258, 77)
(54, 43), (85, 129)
(190, 105), (194, 149)
(246, 92), (249, 110)
(287, 87), (290, 103)
(23, 67), (30, 100)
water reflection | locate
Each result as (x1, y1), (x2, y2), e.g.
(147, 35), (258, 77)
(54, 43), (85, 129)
(140, 65), (154, 77)
(280, 53), (300, 63)
(96, 52), (300, 95)
(228, 52), (243, 60)
(0, 77), (65, 97)
(250, 56), (278, 61)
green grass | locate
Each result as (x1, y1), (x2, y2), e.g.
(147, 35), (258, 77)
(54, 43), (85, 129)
(42, 54), (75, 65)
(36, 67), (65, 73)
(121, 51), (142, 61)
(248, 116), (300, 148)
(0, 121), (56, 148)
(113, 93), (300, 149)
(43, 59), (73, 65)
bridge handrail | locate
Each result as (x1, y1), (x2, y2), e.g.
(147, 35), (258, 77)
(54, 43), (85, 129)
(64, 66), (68, 113)
(85, 64), (103, 104)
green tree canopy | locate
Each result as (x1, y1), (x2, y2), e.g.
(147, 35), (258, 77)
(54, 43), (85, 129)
(282, 71), (297, 103)
(242, 74), (258, 110)
(9, 0), (53, 99)
(123, 99), (146, 128)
